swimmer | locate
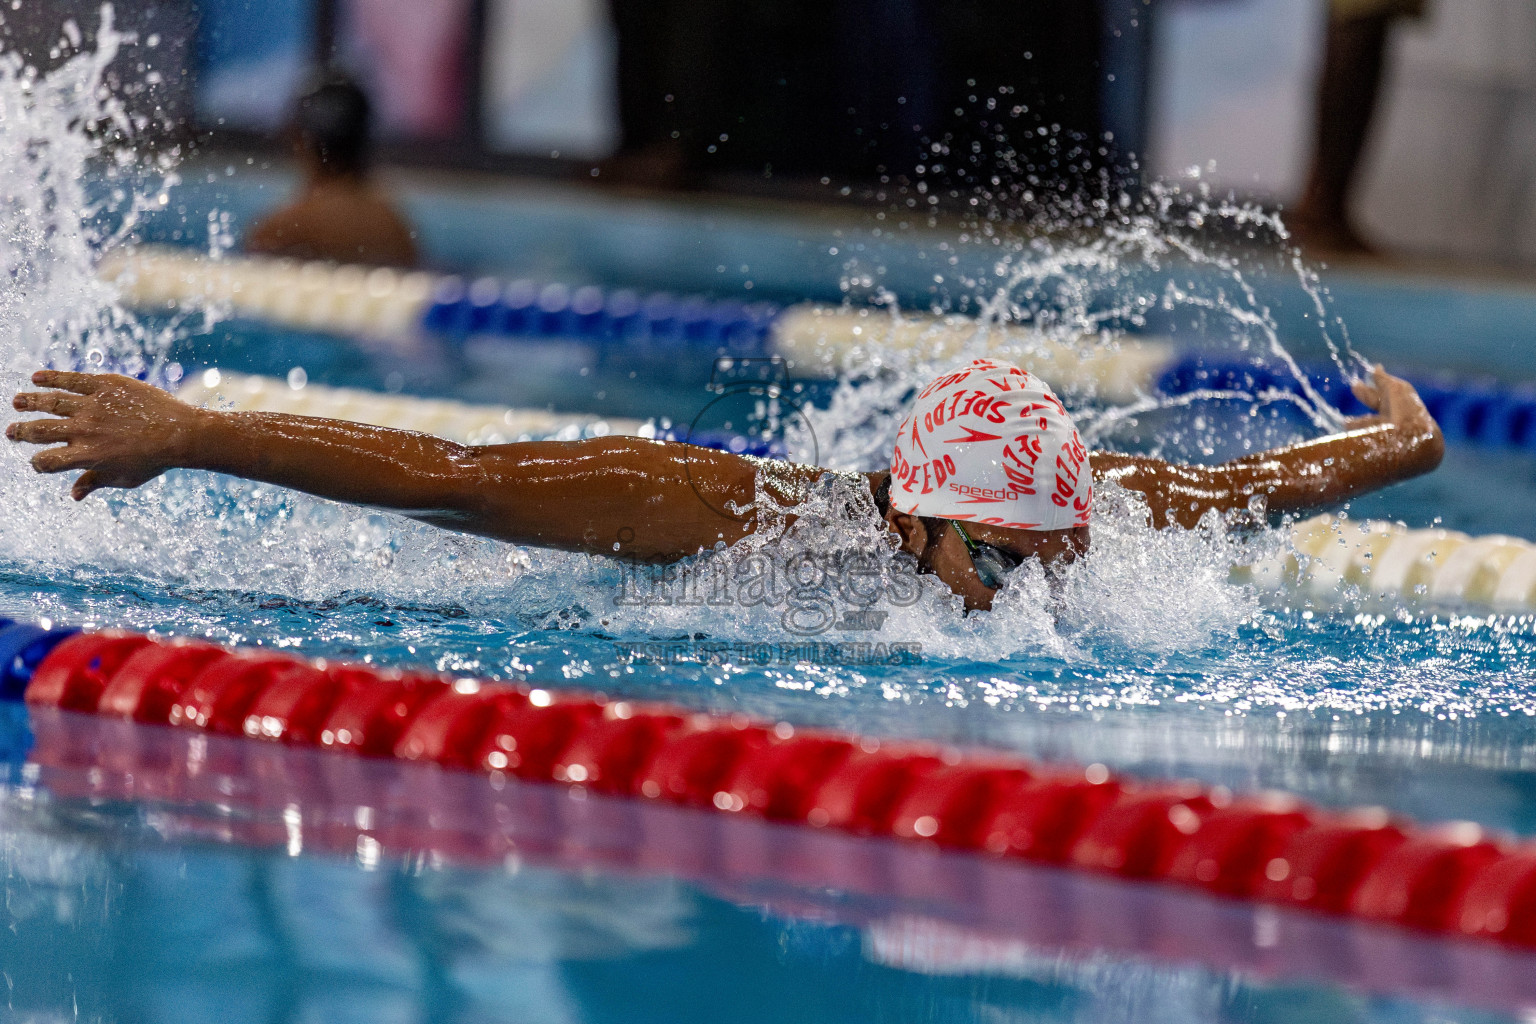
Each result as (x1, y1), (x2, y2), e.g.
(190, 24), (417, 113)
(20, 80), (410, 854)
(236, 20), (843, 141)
(6, 360), (1442, 612)
(245, 74), (419, 268)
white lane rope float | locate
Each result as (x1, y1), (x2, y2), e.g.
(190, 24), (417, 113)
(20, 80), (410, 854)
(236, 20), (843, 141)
(1237, 516), (1536, 614)
(101, 248), (1174, 400)
(99, 248), (439, 342)
(767, 303), (1176, 404)
(175, 370), (647, 446)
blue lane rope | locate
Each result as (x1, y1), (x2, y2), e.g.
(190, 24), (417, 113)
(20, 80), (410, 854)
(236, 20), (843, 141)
(1155, 354), (1536, 452)
(0, 621), (81, 702)
(420, 276), (780, 356)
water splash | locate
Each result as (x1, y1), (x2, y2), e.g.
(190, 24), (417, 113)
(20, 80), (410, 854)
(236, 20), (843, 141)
(0, 17), (1461, 672)
(0, 6), (181, 378)
(3, 31), (1536, 1024)
(0, 17), (1292, 663)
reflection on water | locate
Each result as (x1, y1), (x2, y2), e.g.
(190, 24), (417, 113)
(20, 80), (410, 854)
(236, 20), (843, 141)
(3, 709), (1533, 1024)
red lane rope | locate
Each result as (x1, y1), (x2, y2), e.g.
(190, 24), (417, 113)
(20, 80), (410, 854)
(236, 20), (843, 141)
(22, 629), (1536, 948)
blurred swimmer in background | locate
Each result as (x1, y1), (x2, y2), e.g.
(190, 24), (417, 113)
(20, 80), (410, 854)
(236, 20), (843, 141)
(8, 360), (1441, 612)
(246, 74), (419, 268)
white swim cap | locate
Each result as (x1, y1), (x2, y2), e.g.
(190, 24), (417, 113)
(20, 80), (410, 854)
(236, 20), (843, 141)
(890, 358), (1092, 531)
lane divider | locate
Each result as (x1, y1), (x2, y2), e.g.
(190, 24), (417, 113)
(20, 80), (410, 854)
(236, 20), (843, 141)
(174, 369), (648, 446)
(87, 249), (1198, 405)
(172, 369), (785, 455)
(26, 715), (1536, 1010)
(765, 304), (1174, 403)
(101, 248), (1536, 446)
(98, 247), (777, 355)
(5, 620), (1536, 948)
(421, 276), (779, 356)
(1237, 515), (1536, 612)
(1157, 354), (1536, 452)
(99, 248), (438, 341)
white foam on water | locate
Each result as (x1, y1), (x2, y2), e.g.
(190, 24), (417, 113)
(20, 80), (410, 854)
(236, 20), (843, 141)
(0, 12), (540, 624)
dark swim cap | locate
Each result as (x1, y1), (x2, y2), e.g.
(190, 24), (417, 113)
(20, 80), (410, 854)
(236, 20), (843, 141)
(295, 74), (372, 176)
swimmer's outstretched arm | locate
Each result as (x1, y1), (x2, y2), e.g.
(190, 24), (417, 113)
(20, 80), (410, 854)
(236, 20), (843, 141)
(6, 371), (803, 562)
(1087, 365), (1444, 528)
(9, 365), (1440, 551)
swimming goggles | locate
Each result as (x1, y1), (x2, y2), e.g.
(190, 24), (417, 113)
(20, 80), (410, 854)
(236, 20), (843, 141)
(951, 521), (1025, 590)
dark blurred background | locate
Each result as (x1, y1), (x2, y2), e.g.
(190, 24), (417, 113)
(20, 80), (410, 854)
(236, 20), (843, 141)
(5, 1), (1527, 266)
(4, 0), (1148, 196)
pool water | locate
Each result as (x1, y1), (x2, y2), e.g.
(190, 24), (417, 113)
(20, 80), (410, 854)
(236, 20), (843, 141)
(8, 706), (1536, 1024)
(1, 352), (1535, 1022)
(6, 34), (1536, 1022)
(9, 261), (1536, 1024)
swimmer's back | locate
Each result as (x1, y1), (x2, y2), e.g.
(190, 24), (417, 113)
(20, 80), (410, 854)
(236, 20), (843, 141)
(246, 180), (418, 268)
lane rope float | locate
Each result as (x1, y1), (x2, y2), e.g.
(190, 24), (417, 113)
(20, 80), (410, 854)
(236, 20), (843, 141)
(30, 708), (1536, 1009)
(4, 620), (1536, 949)
(99, 248), (1165, 401)
(173, 369), (648, 446)
(171, 370), (785, 455)
(1238, 514), (1536, 613)
(101, 248), (1536, 447)
(99, 247), (439, 342)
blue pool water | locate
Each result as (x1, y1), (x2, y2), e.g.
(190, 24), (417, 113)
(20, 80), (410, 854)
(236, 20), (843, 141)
(9, 131), (1536, 1024)
(15, 721), (1536, 1024)
(4, 312), (1536, 1021)
(10, 706), (1536, 1024)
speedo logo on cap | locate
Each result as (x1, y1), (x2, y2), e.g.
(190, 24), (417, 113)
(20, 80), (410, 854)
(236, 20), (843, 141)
(950, 482), (1029, 503)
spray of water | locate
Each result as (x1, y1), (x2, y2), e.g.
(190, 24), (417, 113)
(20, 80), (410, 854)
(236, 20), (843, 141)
(0, 15), (1343, 664)
(0, 7), (183, 377)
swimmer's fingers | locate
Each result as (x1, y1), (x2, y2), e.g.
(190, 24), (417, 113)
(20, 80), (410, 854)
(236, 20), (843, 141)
(1370, 365), (1430, 421)
(1347, 365), (1439, 440)
(28, 445), (89, 474)
(1347, 363), (1388, 409)
(6, 418), (74, 444)
(71, 470), (101, 501)
(29, 370), (106, 395)
(12, 391), (80, 416)
(1350, 377), (1383, 413)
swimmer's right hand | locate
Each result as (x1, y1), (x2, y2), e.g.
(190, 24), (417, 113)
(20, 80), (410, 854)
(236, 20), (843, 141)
(7, 370), (205, 500)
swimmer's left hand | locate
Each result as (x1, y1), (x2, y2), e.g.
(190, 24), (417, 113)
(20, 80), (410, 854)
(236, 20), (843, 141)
(7, 370), (206, 500)
(1346, 365), (1435, 433)
(1345, 363), (1444, 474)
